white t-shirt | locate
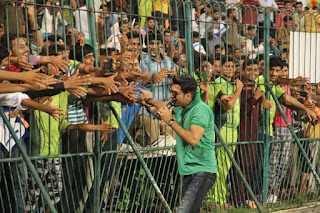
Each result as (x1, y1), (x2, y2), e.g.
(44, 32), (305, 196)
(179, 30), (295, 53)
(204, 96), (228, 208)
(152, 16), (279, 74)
(40, 8), (67, 34)
(259, 0), (278, 22)
(74, 6), (90, 40)
(0, 93), (29, 110)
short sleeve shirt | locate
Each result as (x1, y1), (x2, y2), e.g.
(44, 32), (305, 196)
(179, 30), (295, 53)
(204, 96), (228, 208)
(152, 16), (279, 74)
(173, 93), (217, 175)
(255, 75), (285, 136)
(214, 76), (240, 128)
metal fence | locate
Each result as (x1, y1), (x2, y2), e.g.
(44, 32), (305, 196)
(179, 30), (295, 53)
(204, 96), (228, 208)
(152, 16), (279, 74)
(0, 0), (320, 212)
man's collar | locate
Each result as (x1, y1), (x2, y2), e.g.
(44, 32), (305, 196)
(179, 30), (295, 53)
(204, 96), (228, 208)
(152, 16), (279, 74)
(184, 93), (201, 111)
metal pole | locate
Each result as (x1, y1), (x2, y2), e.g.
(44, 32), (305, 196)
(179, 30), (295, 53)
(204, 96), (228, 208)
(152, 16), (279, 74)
(214, 123), (263, 213)
(0, 108), (57, 213)
(267, 85), (320, 187)
(184, 0), (194, 75)
(108, 102), (172, 213)
(262, 8), (271, 206)
(86, 1), (101, 211)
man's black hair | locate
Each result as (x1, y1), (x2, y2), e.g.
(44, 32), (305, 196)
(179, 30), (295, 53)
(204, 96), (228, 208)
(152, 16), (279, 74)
(269, 56), (284, 69)
(147, 17), (155, 22)
(44, 34), (63, 43)
(282, 48), (288, 53)
(126, 32), (141, 40)
(106, 1), (116, 12)
(69, 44), (94, 62)
(171, 25), (178, 32)
(0, 42), (9, 62)
(227, 9), (235, 18)
(295, 1), (303, 7)
(0, 33), (26, 50)
(172, 75), (198, 99)
(40, 45), (66, 56)
(283, 15), (293, 22)
(221, 56), (235, 66)
(257, 54), (264, 62)
(146, 32), (163, 44)
(284, 0), (293, 5)
(215, 45), (222, 50)
(242, 59), (258, 70)
(192, 31), (200, 38)
(247, 25), (256, 31)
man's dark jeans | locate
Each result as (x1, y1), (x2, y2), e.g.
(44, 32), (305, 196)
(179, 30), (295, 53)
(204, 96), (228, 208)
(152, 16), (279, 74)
(177, 172), (216, 213)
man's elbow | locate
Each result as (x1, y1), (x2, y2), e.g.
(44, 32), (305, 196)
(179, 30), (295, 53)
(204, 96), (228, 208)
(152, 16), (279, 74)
(189, 138), (200, 147)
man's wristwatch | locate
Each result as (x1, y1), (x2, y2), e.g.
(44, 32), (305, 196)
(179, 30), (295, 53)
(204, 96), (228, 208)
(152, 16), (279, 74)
(167, 118), (175, 126)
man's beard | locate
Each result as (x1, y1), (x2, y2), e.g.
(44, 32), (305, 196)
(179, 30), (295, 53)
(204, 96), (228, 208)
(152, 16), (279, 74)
(233, 17), (238, 22)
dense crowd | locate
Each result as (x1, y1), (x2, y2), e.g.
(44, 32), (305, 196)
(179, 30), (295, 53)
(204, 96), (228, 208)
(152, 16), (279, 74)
(1, 0), (320, 212)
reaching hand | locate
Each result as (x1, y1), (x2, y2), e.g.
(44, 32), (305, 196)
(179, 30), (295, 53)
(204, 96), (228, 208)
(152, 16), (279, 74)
(294, 76), (309, 85)
(236, 79), (244, 90)
(262, 99), (273, 110)
(118, 82), (139, 102)
(101, 73), (121, 95)
(44, 98), (64, 120)
(152, 68), (168, 83)
(305, 108), (317, 122)
(67, 87), (88, 98)
(253, 88), (263, 100)
(157, 106), (173, 123)
(100, 123), (117, 146)
(63, 70), (92, 89)
(50, 54), (69, 73)
(136, 88), (153, 101)
(10, 57), (34, 71)
(24, 68), (58, 89)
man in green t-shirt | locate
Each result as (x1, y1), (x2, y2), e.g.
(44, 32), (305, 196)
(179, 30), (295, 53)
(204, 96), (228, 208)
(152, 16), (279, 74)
(138, 75), (217, 212)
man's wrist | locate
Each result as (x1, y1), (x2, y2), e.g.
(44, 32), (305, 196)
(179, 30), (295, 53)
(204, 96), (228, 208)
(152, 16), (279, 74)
(167, 118), (175, 126)
(145, 98), (153, 104)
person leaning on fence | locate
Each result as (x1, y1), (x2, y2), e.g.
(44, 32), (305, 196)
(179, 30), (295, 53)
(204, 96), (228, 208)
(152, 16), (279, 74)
(255, 56), (317, 203)
(229, 60), (261, 208)
(137, 75), (217, 213)
(210, 56), (243, 210)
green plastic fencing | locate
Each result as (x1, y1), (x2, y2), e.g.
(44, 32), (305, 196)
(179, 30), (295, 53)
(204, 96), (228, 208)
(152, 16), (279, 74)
(0, 0), (320, 212)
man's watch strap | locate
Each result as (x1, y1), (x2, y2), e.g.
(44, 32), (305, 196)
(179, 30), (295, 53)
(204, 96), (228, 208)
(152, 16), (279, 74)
(167, 118), (175, 126)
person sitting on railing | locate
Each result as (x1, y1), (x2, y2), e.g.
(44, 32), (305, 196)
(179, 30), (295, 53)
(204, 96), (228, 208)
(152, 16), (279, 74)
(293, 1), (306, 31)
(277, 15), (293, 52)
(226, 8), (245, 51)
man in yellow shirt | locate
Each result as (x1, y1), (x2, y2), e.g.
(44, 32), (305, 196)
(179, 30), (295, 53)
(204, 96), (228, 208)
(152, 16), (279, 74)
(305, 3), (320, 32)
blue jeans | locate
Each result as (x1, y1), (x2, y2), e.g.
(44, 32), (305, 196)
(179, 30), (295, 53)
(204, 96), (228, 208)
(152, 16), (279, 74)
(0, 142), (27, 213)
(177, 172), (216, 213)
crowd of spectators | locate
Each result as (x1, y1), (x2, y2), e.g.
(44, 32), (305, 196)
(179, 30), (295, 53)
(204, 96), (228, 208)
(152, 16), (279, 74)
(1, 0), (320, 212)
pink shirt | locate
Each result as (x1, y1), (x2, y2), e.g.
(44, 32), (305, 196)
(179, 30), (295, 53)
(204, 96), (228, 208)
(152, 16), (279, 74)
(274, 84), (292, 127)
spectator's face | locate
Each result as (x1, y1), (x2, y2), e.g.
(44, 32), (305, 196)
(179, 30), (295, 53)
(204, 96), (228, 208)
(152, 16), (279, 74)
(258, 59), (264, 73)
(213, 12), (219, 21)
(122, 23), (130, 34)
(215, 48), (221, 54)
(10, 38), (29, 60)
(292, 86), (301, 99)
(281, 65), (289, 78)
(221, 61), (235, 79)
(295, 4), (303, 12)
(164, 33), (171, 43)
(234, 49), (240, 58)
(270, 66), (281, 82)
(172, 31), (178, 39)
(179, 53), (186, 68)
(128, 58), (140, 72)
(148, 20), (155, 29)
(83, 52), (95, 66)
(244, 64), (259, 81)
(248, 29), (257, 38)
(133, 25), (140, 33)
(284, 3), (293, 9)
(149, 40), (161, 57)
(214, 60), (220, 75)
(127, 37), (141, 56)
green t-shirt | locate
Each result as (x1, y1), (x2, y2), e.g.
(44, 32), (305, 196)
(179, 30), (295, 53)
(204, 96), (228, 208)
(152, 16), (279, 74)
(214, 76), (240, 128)
(31, 91), (71, 156)
(255, 75), (285, 136)
(173, 93), (217, 175)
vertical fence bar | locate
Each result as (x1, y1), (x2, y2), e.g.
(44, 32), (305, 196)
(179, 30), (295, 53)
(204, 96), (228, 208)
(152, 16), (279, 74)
(85, 0), (101, 212)
(107, 102), (172, 213)
(184, 0), (193, 75)
(262, 8), (271, 206)
(0, 108), (57, 213)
